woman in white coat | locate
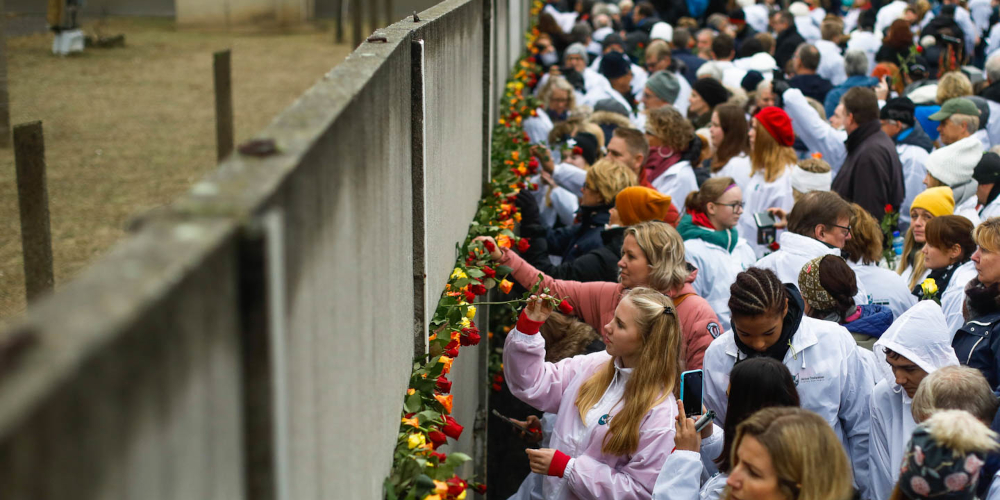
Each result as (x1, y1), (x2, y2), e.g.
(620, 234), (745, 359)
(679, 177), (757, 332)
(867, 301), (960, 500)
(652, 357), (801, 500)
(842, 203), (917, 319)
(756, 191), (870, 305)
(737, 106), (795, 258)
(707, 104), (752, 191)
(913, 215), (978, 335)
(644, 106), (699, 213)
(702, 267), (875, 499)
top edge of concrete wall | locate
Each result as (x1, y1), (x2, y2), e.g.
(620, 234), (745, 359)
(0, 0), (484, 438)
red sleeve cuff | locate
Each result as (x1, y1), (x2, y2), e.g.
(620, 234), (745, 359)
(547, 450), (571, 477)
(516, 311), (545, 335)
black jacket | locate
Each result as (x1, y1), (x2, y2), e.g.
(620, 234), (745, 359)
(774, 27), (805, 72)
(981, 80), (1000, 105)
(898, 122), (935, 153)
(518, 226), (625, 283)
(831, 120), (905, 220)
(953, 279), (1000, 391)
(672, 48), (707, 85)
(543, 204), (611, 262)
(788, 73), (834, 103)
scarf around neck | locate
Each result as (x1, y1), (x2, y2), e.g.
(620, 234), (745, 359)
(733, 284), (804, 363)
(912, 259), (969, 298)
(644, 146), (683, 185)
(677, 212), (740, 252)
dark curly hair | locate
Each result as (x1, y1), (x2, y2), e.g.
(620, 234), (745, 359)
(729, 267), (787, 318)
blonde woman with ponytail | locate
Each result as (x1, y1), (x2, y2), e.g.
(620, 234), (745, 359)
(504, 288), (683, 500)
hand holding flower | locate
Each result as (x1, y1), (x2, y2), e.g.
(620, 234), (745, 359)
(473, 236), (503, 260)
(524, 294), (555, 323)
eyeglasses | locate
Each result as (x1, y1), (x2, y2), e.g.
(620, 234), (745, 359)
(715, 201), (744, 211)
(831, 223), (852, 235)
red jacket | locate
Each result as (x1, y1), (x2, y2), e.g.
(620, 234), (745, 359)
(498, 248), (717, 369)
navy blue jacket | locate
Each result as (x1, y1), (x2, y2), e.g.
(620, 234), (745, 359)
(953, 310), (1000, 391)
(788, 73), (834, 104)
(672, 48), (707, 85)
(545, 204), (611, 262)
(843, 304), (894, 338)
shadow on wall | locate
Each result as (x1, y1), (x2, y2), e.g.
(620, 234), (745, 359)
(315, 0), (441, 23)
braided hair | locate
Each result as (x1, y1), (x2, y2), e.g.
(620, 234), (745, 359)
(729, 267), (787, 319)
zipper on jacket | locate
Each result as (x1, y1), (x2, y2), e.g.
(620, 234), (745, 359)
(968, 337), (985, 365)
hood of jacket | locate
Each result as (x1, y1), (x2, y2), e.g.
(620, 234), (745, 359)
(777, 231), (840, 258)
(845, 120), (885, 155)
(590, 110), (633, 129)
(950, 178), (979, 207)
(840, 75), (879, 90)
(843, 304), (894, 337)
(873, 301), (960, 388)
(897, 122), (935, 153)
(677, 213), (740, 252)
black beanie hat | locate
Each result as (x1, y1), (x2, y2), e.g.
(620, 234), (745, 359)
(741, 70), (765, 94)
(599, 52), (631, 80)
(880, 97), (916, 127)
(692, 77), (730, 108)
(568, 132), (600, 165)
(974, 152), (1000, 185)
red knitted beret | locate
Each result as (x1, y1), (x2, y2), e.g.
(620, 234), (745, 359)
(754, 106), (795, 147)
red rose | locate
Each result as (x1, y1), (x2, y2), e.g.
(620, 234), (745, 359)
(443, 415), (465, 439)
(558, 299), (573, 315)
(464, 290), (475, 302)
(428, 430), (447, 448)
(917, 45), (924, 53)
(517, 238), (531, 252)
(492, 383), (502, 391)
(483, 266), (496, 278)
(474, 483), (488, 495)
(493, 374), (504, 383)
(512, 137), (519, 144)
(528, 157), (539, 170)
(436, 375), (452, 393)
(447, 477), (467, 496)
(516, 181), (526, 190)
(431, 451), (448, 462)
(465, 257), (474, 265)
(461, 327), (481, 346)
(484, 240), (496, 253)
(523, 132), (530, 142)
(769, 241), (780, 251)
(470, 283), (487, 295)
(884, 204), (893, 213)
(572, 146), (583, 156)
(445, 340), (460, 357)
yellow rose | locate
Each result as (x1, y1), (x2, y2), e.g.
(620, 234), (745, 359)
(457, 490), (467, 500)
(451, 268), (467, 280)
(466, 306), (477, 319)
(921, 278), (939, 296)
(460, 317), (472, 329)
(408, 433), (425, 449)
(433, 481), (449, 495)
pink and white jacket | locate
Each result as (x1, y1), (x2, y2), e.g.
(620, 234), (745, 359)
(504, 315), (679, 500)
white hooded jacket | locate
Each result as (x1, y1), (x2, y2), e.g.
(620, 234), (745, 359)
(868, 302), (960, 500)
(737, 167), (795, 258)
(848, 260), (918, 319)
(685, 236), (758, 332)
(941, 260), (979, 337)
(783, 88), (848, 174)
(703, 316), (875, 498)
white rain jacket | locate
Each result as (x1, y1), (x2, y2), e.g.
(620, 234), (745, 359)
(896, 143), (929, 231)
(530, 172), (579, 228)
(685, 237), (758, 332)
(710, 154), (753, 193)
(736, 167), (795, 258)
(523, 107), (554, 146)
(703, 315), (875, 498)
(652, 425), (727, 500)
(941, 260), (979, 338)
(981, 194), (1000, 220)
(756, 232), (870, 305)
(651, 161), (698, 214)
(848, 260), (918, 319)
(868, 302), (960, 500)
(783, 88), (848, 174)
(815, 39), (848, 86)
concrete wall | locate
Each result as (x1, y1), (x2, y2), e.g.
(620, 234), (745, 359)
(8, 0), (175, 17)
(175, 0), (313, 26)
(0, 0), (532, 497)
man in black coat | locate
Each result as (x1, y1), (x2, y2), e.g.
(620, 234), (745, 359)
(771, 10), (805, 72)
(831, 87), (905, 221)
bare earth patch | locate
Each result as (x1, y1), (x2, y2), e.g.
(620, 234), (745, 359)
(0, 17), (352, 323)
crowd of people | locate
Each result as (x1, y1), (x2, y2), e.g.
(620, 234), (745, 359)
(485, 0), (1000, 497)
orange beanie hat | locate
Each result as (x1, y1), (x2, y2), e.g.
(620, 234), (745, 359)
(615, 187), (677, 226)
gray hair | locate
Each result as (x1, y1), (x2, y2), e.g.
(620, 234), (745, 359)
(844, 50), (869, 77)
(570, 22), (593, 44)
(540, 76), (577, 110)
(757, 79), (772, 94)
(987, 54), (1000, 84)
(912, 366), (999, 423)
(950, 113), (980, 134)
(564, 43), (588, 63)
(593, 13), (612, 29)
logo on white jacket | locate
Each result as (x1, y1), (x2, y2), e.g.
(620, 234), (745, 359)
(707, 322), (722, 339)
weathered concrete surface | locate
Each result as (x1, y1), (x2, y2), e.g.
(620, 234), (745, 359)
(176, 0), (312, 26)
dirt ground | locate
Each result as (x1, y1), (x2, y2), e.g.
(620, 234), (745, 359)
(0, 17), (353, 323)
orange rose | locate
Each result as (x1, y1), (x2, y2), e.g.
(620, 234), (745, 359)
(439, 355), (454, 375)
(499, 279), (514, 294)
(435, 394), (454, 414)
(402, 416), (419, 427)
(496, 235), (512, 248)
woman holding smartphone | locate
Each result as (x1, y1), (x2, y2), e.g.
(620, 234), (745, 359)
(504, 288), (684, 499)
(653, 357), (801, 500)
(737, 107), (796, 258)
(701, 267), (876, 498)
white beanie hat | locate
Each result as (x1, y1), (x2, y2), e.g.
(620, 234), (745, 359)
(650, 22), (673, 42)
(925, 135), (984, 187)
(789, 2), (810, 16)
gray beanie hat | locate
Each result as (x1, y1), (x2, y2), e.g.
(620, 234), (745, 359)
(646, 71), (680, 103)
(564, 43), (588, 63)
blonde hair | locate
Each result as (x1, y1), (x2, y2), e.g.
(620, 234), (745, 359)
(586, 159), (639, 204)
(842, 203), (883, 265)
(722, 407), (854, 500)
(624, 221), (690, 292)
(574, 288), (683, 456)
(751, 120), (796, 183)
(937, 71), (974, 104)
(539, 76), (578, 112)
(911, 366), (999, 423)
(647, 106), (695, 152)
(897, 226), (927, 289)
(975, 217), (1000, 253)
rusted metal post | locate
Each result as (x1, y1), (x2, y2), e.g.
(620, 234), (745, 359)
(214, 50), (234, 161)
(13, 121), (54, 302)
